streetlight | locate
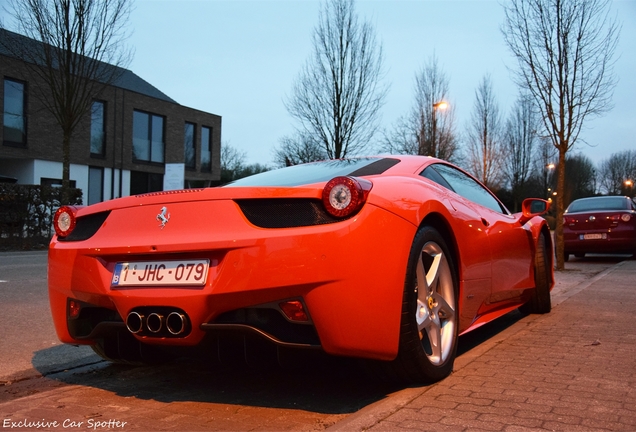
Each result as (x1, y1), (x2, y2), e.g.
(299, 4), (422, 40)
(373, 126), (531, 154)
(544, 163), (555, 200)
(625, 179), (633, 197)
(431, 101), (448, 158)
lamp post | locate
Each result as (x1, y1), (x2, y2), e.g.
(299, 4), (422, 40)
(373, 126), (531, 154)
(431, 101), (448, 158)
(624, 179), (633, 197)
(544, 163), (555, 200)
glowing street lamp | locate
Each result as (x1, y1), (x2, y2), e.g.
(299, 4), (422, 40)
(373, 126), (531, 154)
(433, 101), (448, 111)
(625, 179), (634, 197)
(544, 163), (555, 199)
(431, 101), (448, 158)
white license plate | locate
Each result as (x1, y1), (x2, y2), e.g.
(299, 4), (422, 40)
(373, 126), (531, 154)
(580, 233), (607, 240)
(111, 259), (210, 287)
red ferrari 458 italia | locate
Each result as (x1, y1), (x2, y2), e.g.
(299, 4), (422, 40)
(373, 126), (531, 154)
(48, 156), (553, 383)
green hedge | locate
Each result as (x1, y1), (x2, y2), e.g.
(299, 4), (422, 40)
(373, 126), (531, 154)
(0, 184), (83, 250)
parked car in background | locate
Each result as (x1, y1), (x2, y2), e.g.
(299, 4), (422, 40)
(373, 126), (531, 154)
(563, 196), (636, 261)
(48, 155), (553, 384)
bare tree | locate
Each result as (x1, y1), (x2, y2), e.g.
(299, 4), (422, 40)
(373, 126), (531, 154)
(2, 0), (132, 203)
(503, 92), (540, 211)
(378, 115), (419, 156)
(598, 150), (636, 196)
(220, 144), (248, 183)
(272, 132), (327, 167)
(502, 0), (620, 269)
(220, 143), (270, 183)
(534, 135), (558, 200)
(466, 75), (506, 190)
(380, 55), (459, 162)
(558, 153), (597, 205)
(285, 0), (387, 159)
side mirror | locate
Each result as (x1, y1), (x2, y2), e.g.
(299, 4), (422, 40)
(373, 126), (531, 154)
(518, 198), (550, 225)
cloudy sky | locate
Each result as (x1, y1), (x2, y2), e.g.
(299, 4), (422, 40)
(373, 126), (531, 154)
(20, 0), (636, 168)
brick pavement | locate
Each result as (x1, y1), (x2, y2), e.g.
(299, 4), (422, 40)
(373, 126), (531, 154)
(331, 259), (636, 431)
(1, 258), (633, 431)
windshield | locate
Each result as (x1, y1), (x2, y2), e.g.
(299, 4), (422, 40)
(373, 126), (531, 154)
(225, 158), (400, 187)
(566, 197), (629, 213)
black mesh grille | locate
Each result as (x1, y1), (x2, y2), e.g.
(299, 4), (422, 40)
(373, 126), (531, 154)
(236, 199), (339, 228)
(58, 211), (110, 242)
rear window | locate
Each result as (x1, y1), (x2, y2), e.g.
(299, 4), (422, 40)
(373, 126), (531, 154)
(225, 158), (400, 187)
(566, 197), (629, 213)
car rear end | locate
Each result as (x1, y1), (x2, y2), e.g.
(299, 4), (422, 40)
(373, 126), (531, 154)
(563, 196), (636, 258)
(48, 159), (419, 362)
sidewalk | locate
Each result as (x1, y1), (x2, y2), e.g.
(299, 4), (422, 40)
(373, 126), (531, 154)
(330, 259), (636, 431)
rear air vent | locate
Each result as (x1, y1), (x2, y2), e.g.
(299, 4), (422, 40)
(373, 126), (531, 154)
(58, 211), (110, 242)
(236, 198), (339, 228)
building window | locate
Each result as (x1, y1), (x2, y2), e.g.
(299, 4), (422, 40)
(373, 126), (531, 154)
(133, 110), (164, 163)
(3, 78), (27, 146)
(88, 166), (103, 205)
(41, 178), (76, 188)
(201, 126), (212, 172)
(130, 171), (163, 195)
(90, 101), (106, 157)
(184, 122), (196, 169)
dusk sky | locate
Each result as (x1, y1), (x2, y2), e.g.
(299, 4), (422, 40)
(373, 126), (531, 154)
(124, 0), (634, 169)
(6, 0), (636, 169)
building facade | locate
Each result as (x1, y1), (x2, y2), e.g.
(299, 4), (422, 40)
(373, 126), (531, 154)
(1, 29), (221, 205)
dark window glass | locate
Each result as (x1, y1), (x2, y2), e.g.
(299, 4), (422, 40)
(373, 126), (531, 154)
(132, 110), (164, 163)
(41, 178), (76, 188)
(130, 171), (163, 195)
(3, 78), (26, 146)
(427, 163), (507, 214)
(421, 165), (453, 190)
(88, 166), (103, 205)
(151, 115), (164, 163)
(90, 101), (106, 156)
(227, 157), (398, 187)
(184, 122), (196, 169)
(201, 126), (211, 172)
(566, 197), (630, 213)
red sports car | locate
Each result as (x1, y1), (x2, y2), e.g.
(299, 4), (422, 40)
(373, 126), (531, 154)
(563, 195), (636, 261)
(49, 156), (553, 383)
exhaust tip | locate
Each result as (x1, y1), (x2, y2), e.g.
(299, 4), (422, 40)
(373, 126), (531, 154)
(166, 312), (187, 335)
(146, 313), (164, 333)
(126, 312), (145, 334)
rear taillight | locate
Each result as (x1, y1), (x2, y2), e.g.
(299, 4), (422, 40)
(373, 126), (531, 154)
(607, 214), (631, 224)
(322, 176), (372, 218)
(279, 300), (309, 322)
(68, 299), (82, 319)
(53, 206), (78, 237)
(564, 216), (576, 225)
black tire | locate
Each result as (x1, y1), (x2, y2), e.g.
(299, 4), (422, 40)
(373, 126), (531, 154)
(520, 232), (552, 314)
(385, 226), (459, 384)
(564, 252), (570, 262)
(574, 252), (586, 259)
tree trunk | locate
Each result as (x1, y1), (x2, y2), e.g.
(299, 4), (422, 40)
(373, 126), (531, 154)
(61, 129), (71, 205)
(554, 147), (567, 270)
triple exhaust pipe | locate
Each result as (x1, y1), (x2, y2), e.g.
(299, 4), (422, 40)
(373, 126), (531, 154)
(126, 310), (189, 336)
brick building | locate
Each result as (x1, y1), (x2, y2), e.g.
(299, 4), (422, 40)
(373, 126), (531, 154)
(0, 28), (221, 205)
